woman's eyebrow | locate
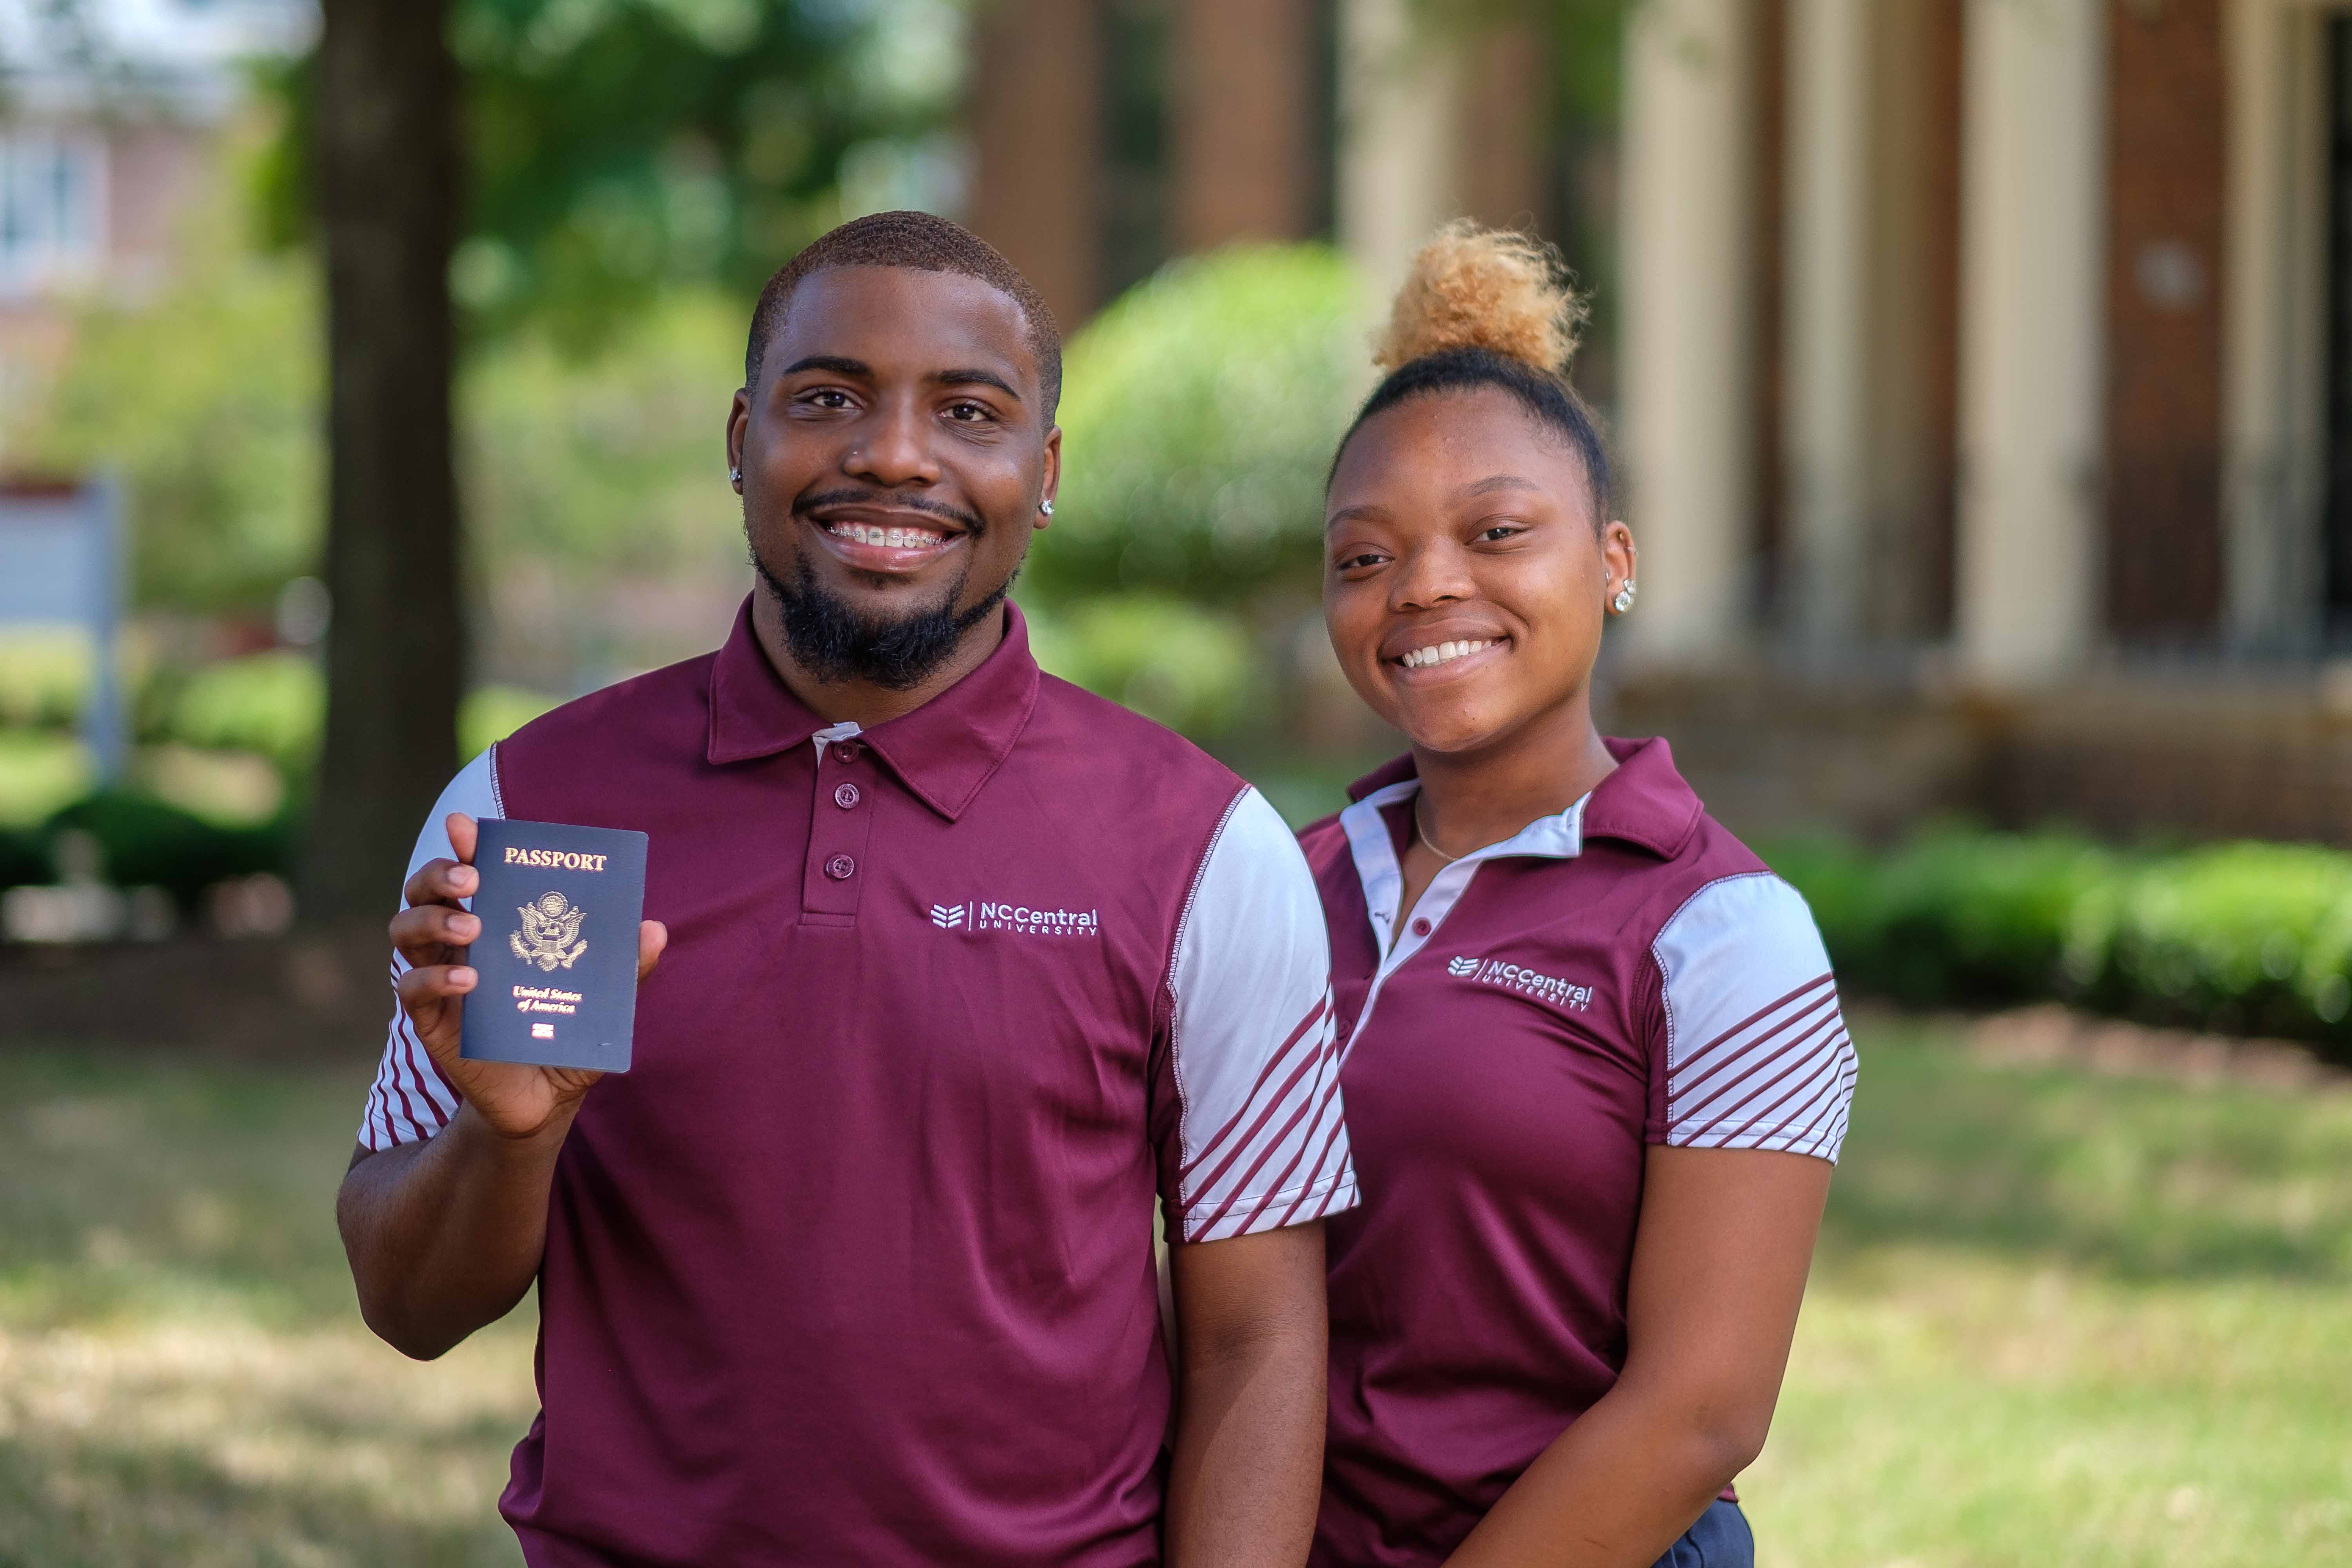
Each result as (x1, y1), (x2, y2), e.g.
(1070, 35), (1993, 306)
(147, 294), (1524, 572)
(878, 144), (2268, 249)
(1461, 474), (1542, 498)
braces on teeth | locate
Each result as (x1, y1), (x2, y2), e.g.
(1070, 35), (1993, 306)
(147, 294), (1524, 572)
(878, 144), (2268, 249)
(830, 522), (946, 550)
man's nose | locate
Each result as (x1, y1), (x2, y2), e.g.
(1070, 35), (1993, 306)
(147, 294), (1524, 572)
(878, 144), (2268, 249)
(846, 399), (940, 488)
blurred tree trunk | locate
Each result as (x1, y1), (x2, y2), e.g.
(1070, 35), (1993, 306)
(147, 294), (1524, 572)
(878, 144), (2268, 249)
(303, 0), (464, 924)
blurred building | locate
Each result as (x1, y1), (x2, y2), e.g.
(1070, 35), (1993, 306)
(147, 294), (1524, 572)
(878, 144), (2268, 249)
(965, 0), (1588, 338)
(971, 0), (2352, 848)
(1613, 0), (2352, 846)
(0, 0), (304, 406)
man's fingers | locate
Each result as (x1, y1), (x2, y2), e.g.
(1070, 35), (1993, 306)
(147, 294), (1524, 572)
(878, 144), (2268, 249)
(396, 960), (478, 1019)
(390, 903), (481, 965)
(637, 920), (669, 982)
(447, 813), (479, 865)
(401, 855), (479, 913)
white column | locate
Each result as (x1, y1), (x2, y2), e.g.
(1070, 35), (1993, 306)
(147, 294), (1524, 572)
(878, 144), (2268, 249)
(2223, 0), (2329, 648)
(1619, 0), (1760, 666)
(1783, 0), (1871, 646)
(1955, 0), (2107, 682)
(1337, 0), (1462, 305)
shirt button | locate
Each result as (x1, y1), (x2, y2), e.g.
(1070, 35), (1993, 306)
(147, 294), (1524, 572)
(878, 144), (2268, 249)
(834, 783), (861, 809)
(1411, 917), (1432, 937)
(831, 741), (862, 764)
(824, 855), (856, 880)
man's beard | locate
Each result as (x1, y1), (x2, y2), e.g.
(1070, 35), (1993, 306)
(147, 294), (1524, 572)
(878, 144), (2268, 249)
(751, 539), (1011, 692)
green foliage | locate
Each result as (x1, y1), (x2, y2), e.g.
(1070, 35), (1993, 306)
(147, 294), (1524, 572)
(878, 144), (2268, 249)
(1768, 826), (2352, 1062)
(462, 289), (745, 579)
(13, 148), (320, 616)
(1772, 827), (2117, 1009)
(2080, 844), (2352, 1038)
(1026, 595), (1257, 740)
(0, 733), (97, 831)
(163, 653), (322, 772)
(0, 633), (94, 730)
(461, 685), (560, 758)
(265, 0), (963, 348)
(45, 792), (292, 912)
(1033, 245), (1370, 604)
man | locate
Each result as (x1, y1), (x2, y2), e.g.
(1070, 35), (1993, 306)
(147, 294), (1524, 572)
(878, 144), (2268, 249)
(338, 211), (1353, 1566)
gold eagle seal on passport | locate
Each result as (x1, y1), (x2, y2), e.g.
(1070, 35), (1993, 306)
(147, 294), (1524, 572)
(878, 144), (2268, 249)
(511, 890), (588, 971)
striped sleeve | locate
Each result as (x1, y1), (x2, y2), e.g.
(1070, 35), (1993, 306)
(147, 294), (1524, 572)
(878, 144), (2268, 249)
(1159, 786), (1357, 1242)
(1650, 871), (1857, 1163)
(356, 745), (505, 1152)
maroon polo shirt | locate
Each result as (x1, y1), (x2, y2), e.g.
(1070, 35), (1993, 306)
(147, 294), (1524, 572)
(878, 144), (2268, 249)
(360, 601), (1355, 1566)
(1297, 740), (1855, 1567)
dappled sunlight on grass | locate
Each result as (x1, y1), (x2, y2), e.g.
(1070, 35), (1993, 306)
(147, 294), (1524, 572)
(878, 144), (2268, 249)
(1747, 1017), (2352, 1567)
(0, 1021), (2346, 1564)
(0, 1049), (537, 1566)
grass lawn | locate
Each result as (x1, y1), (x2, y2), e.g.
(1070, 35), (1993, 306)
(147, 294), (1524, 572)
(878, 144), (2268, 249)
(0, 1018), (2346, 1566)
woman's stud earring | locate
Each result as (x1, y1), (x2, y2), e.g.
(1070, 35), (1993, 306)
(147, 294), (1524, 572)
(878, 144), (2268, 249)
(1040, 498), (1055, 517)
(1610, 580), (1637, 615)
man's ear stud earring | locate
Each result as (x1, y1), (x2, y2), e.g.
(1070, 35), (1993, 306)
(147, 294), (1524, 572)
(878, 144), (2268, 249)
(730, 467), (742, 485)
(1040, 498), (1055, 516)
(1610, 580), (1637, 615)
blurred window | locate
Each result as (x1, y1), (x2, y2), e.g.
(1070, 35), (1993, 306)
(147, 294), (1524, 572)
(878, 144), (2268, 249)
(0, 134), (104, 296)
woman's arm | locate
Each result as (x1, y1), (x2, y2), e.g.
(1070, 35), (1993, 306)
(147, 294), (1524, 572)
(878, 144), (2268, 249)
(1444, 1145), (1832, 1568)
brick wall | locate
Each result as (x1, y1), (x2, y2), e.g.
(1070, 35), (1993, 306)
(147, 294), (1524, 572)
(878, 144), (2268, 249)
(2104, 0), (2228, 642)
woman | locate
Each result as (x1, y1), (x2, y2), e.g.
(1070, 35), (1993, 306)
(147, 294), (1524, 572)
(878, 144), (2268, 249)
(1299, 224), (1857, 1568)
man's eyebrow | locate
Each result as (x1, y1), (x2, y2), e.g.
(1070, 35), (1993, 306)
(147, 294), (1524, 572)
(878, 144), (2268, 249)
(930, 367), (1023, 402)
(1326, 503), (1388, 529)
(780, 355), (872, 379)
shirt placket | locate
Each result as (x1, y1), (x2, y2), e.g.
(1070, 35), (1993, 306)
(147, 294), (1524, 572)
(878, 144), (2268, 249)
(802, 727), (877, 927)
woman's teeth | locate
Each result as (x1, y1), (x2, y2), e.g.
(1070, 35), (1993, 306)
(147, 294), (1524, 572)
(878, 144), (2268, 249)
(829, 521), (947, 550)
(1399, 639), (1499, 670)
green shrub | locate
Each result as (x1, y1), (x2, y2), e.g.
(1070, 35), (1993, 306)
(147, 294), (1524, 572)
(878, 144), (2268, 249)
(461, 685), (561, 759)
(165, 652), (323, 771)
(1033, 245), (1369, 604)
(0, 632), (93, 730)
(2073, 844), (2352, 1039)
(1768, 826), (2352, 1064)
(1768, 827), (2112, 1008)
(46, 790), (293, 913)
(1026, 595), (1258, 740)
(0, 731), (98, 830)
(0, 826), (48, 888)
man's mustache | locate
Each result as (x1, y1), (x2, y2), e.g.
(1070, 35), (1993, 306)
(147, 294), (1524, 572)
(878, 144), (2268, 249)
(795, 488), (986, 537)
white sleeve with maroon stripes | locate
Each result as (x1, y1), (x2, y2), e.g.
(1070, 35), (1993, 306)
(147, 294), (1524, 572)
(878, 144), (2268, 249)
(1653, 872), (1857, 1164)
(355, 745), (506, 1152)
(1165, 787), (1357, 1243)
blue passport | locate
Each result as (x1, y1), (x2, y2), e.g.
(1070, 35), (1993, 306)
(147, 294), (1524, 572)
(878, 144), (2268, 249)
(461, 818), (648, 1073)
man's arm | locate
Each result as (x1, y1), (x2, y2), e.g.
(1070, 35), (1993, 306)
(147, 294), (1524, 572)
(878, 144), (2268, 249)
(337, 811), (666, 1359)
(1163, 1221), (1330, 1568)
(1443, 1146), (1832, 1567)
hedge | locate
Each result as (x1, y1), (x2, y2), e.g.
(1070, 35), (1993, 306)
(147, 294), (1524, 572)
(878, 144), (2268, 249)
(1767, 826), (2352, 1065)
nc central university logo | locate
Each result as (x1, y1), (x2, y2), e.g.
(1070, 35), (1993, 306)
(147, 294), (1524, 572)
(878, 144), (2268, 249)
(1449, 954), (1593, 1011)
(926, 897), (1100, 938)
(512, 891), (588, 971)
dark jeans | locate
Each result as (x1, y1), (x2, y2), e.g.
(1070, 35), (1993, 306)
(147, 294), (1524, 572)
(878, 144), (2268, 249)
(1650, 1500), (1753, 1568)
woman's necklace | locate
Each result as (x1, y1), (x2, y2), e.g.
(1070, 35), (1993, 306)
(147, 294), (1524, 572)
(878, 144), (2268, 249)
(1414, 798), (1465, 864)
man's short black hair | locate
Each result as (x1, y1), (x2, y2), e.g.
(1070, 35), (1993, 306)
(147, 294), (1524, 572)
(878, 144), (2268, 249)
(743, 210), (1063, 422)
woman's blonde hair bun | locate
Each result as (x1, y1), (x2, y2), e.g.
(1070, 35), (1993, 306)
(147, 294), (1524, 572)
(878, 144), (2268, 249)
(1374, 220), (1587, 379)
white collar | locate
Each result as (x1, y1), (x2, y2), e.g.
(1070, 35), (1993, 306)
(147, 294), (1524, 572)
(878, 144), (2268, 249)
(1338, 780), (1589, 965)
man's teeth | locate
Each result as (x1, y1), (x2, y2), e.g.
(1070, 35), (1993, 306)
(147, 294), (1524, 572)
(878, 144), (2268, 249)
(1400, 639), (1499, 670)
(829, 521), (947, 550)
